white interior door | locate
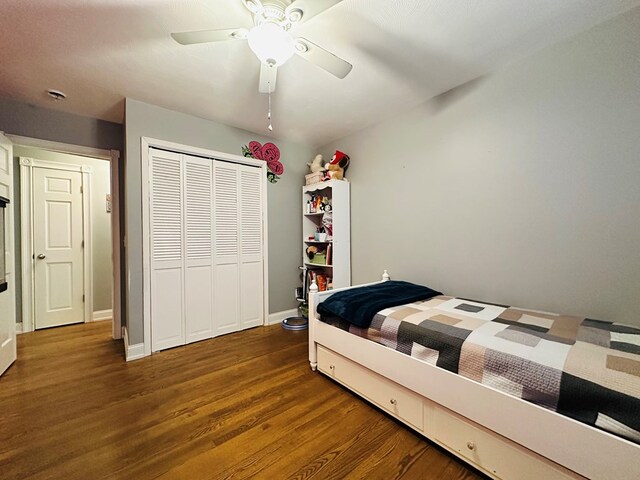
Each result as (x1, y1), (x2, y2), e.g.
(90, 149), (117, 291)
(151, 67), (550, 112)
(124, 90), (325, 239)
(0, 133), (16, 376)
(184, 154), (214, 343)
(213, 161), (241, 336)
(33, 167), (85, 329)
(149, 149), (185, 352)
(239, 165), (264, 328)
(146, 146), (267, 352)
(213, 161), (265, 335)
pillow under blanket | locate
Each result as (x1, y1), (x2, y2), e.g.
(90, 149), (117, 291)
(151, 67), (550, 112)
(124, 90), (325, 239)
(316, 280), (442, 328)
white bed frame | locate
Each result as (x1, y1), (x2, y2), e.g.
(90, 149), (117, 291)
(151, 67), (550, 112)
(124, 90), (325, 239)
(308, 272), (640, 480)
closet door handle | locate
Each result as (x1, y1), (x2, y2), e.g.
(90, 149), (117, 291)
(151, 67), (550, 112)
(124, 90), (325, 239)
(37, 254), (46, 259)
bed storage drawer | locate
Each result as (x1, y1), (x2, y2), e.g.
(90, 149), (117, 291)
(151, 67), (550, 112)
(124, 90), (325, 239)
(317, 345), (423, 431)
(428, 404), (580, 480)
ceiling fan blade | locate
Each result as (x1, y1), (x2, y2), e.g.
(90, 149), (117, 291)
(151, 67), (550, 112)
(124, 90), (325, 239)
(243, 0), (265, 15)
(259, 63), (278, 93)
(294, 38), (352, 79)
(171, 28), (248, 45)
(286, 0), (342, 24)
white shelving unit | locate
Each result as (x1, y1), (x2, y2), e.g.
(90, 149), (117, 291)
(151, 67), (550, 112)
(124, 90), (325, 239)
(302, 180), (350, 296)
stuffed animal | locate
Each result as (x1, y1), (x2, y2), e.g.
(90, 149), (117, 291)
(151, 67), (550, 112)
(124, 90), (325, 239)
(324, 150), (350, 180)
(307, 154), (325, 174)
(306, 245), (319, 260)
(325, 163), (344, 180)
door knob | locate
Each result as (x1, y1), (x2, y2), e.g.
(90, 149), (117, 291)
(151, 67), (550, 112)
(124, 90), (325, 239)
(37, 254), (46, 259)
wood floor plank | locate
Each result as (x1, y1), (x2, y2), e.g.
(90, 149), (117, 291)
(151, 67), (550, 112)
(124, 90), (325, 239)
(0, 321), (485, 479)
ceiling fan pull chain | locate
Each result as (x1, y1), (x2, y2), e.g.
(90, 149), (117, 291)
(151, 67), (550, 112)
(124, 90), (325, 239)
(267, 72), (273, 131)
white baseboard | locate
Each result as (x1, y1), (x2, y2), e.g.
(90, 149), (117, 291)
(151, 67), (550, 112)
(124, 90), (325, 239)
(16, 322), (23, 334)
(267, 308), (299, 326)
(123, 327), (145, 362)
(91, 309), (113, 322)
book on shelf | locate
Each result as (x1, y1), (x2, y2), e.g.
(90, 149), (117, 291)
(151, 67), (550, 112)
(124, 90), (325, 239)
(301, 268), (334, 299)
(316, 274), (327, 292)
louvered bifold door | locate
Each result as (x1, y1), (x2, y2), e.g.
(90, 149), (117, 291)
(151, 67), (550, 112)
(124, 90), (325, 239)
(213, 161), (241, 335)
(184, 155), (214, 343)
(149, 149), (185, 352)
(239, 164), (264, 328)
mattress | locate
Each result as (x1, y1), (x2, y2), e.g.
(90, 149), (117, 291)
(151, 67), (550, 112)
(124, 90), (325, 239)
(321, 295), (640, 444)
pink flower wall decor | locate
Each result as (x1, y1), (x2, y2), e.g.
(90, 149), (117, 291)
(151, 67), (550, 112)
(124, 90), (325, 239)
(242, 141), (284, 183)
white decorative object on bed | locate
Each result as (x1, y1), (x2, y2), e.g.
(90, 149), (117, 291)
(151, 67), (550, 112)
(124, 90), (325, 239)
(308, 273), (640, 480)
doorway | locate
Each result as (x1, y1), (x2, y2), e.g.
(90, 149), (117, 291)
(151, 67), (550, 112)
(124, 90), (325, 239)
(11, 136), (121, 338)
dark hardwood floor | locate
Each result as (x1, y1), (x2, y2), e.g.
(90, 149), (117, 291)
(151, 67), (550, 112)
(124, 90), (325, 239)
(0, 321), (484, 479)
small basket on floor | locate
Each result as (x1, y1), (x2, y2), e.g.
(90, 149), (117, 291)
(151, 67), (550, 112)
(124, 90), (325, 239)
(281, 316), (308, 331)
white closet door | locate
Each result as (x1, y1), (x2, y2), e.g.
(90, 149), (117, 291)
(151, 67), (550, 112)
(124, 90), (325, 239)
(184, 155), (214, 343)
(239, 165), (264, 328)
(213, 161), (241, 335)
(150, 149), (185, 352)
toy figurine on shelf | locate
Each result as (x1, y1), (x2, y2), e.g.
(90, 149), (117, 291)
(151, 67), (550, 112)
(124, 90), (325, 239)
(305, 154), (326, 186)
(323, 150), (350, 181)
(322, 213), (333, 237)
(307, 154), (325, 174)
(306, 194), (324, 214)
(305, 245), (318, 260)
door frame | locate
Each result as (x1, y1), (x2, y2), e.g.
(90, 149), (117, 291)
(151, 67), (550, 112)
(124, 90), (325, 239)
(140, 137), (269, 358)
(20, 158), (93, 331)
(9, 134), (122, 339)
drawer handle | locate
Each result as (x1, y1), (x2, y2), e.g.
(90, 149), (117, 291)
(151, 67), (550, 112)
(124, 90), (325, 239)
(466, 441), (476, 451)
(389, 398), (397, 406)
(329, 364), (335, 371)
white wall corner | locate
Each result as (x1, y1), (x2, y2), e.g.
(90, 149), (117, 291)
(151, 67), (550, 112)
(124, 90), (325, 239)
(15, 323), (23, 334)
(91, 309), (113, 322)
(123, 326), (145, 362)
(267, 308), (299, 326)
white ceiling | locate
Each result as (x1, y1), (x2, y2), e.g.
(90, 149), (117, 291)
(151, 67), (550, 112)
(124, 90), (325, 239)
(1, 0), (639, 147)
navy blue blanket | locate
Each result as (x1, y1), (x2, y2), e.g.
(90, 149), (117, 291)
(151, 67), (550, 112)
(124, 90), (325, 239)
(317, 280), (442, 328)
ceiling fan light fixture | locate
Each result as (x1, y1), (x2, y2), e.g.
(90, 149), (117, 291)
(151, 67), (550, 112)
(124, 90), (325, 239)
(247, 22), (295, 66)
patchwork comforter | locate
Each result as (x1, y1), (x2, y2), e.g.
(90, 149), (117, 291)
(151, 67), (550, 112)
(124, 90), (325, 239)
(322, 295), (640, 444)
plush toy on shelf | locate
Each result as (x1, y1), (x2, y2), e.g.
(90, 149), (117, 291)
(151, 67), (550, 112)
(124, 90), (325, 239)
(307, 154), (325, 173)
(305, 245), (318, 260)
(324, 150), (350, 181)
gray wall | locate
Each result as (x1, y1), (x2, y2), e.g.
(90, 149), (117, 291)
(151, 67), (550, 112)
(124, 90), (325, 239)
(125, 99), (313, 344)
(320, 8), (640, 326)
(0, 97), (123, 152)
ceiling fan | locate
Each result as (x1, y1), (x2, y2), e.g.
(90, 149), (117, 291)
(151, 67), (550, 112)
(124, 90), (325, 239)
(171, 0), (352, 94)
